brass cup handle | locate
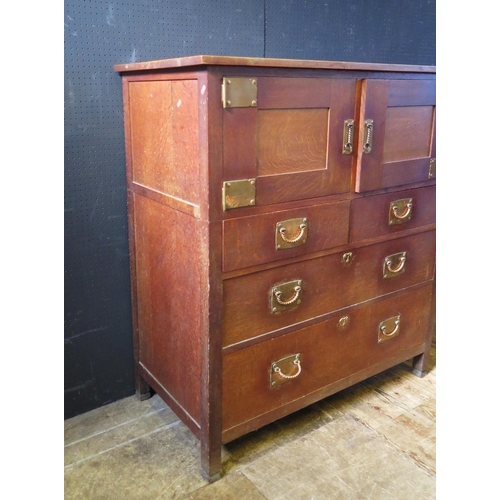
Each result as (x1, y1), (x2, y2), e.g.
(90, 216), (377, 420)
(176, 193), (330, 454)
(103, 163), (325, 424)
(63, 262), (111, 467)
(274, 286), (302, 306)
(391, 202), (413, 220)
(380, 319), (400, 337)
(273, 358), (302, 379)
(279, 224), (307, 244)
(385, 256), (406, 274)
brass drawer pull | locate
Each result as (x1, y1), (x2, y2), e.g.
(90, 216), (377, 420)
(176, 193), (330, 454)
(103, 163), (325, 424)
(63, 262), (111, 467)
(270, 354), (302, 387)
(383, 251), (407, 278)
(362, 119), (374, 154)
(274, 286), (301, 306)
(378, 316), (401, 342)
(279, 224), (307, 244)
(276, 218), (308, 249)
(271, 280), (303, 313)
(392, 204), (412, 220)
(273, 358), (301, 379)
(389, 198), (413, 225)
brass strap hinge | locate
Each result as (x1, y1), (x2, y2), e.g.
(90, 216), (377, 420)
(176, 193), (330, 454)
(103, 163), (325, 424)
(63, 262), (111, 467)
(429, 158), (436, 179)
(222, 77), (257, 108)
(222, 179), (256, 210)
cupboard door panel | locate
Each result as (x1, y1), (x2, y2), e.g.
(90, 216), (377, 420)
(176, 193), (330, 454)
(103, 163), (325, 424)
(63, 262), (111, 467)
(223, 77), (356, 207)
(355, 79), (436, 193)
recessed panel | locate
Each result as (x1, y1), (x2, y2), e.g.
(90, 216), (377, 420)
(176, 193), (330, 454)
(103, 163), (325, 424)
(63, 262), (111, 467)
(129, 80), (199, 204)
(383, 106), (433, 163)
(257, 109), (329, 176)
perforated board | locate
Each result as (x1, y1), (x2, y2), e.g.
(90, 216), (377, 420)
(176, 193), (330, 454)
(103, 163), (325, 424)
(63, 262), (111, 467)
(264, 0), (435, 64)
(64, 0), (264, 419)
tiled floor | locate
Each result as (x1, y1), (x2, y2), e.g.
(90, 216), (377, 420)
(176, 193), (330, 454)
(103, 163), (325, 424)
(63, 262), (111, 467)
(64, 344), (435, 500)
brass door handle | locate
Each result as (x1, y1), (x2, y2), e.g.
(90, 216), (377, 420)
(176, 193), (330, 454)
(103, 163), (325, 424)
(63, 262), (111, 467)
(383, 252), (407, 278)
(342, 119), (355, 155)
(362, 119), (373, 154)
(378, 316), (401, 342)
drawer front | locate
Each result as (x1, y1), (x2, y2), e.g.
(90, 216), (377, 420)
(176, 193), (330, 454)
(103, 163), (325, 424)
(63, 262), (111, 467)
(350, 185), (436, 243)
(222, 283), (433, 434)
(223, 230), (435, 347)
(223, 200), (350, 272)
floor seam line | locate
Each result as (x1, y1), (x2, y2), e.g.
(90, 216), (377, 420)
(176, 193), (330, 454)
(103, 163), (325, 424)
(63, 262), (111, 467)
(64, 420), (181, 469)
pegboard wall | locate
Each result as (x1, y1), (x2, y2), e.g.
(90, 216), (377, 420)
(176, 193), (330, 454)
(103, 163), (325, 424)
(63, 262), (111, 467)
(64, 0), (435, 419)
(265, 0), (436, 64)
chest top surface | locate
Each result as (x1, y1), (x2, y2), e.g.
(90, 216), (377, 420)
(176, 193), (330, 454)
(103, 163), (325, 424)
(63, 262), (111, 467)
(113, 54), (436, 74)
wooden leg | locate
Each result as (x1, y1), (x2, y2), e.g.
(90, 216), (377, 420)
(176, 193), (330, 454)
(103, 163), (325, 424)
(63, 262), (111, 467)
(200, 432), (222, 482)
(135, 374), (152, 401)
(201, 469), (221, 483)
(412, 350), (430, 378)
(413, 279), (436, 378)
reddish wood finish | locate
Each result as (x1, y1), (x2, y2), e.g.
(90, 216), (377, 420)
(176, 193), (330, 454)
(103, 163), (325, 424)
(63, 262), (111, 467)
(349, 185), (436, 242)
(115, 57), (436, 482)
(128, 80), (200, 206)
(197, 69), (224, 481)
(133, 194), (203, 424)
(223, 199), (350, 272)
(222, 282), (433, 437)
(113, 54), (436, 74)
(257, 108), (329, 175)
(223, 231), (435, 347)
(354, 79), (436, 192)
(383, 106), (434, 163)
(222, 78), (356, 206)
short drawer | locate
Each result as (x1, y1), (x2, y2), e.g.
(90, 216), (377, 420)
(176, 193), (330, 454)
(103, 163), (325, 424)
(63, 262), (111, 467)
(222, 200), (350, 272)
(223, 230), (435, 347)
(222, 282), (433, 437)
(350, 185), (436, 243)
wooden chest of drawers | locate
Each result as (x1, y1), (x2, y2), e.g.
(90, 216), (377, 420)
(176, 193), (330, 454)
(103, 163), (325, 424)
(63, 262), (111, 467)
(114, 55), (436, 481)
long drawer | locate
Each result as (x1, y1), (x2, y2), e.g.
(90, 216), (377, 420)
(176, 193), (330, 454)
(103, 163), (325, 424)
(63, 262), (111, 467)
(222, 282), (433, 438)
(223, 230), (435, 347)
(223, 200), (350, 272)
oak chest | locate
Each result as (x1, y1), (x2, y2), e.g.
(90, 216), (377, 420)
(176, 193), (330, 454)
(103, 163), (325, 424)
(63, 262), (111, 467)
(114, 55), (436, 481)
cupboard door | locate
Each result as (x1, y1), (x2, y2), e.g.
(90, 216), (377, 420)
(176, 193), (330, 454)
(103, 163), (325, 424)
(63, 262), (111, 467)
(223, 77), (356, 207)
(354, 79), (436, 193)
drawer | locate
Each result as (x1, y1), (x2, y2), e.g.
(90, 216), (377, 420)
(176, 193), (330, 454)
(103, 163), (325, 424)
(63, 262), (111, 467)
(222, 282), (433, 436)
(223, 230), (435, 347)
(223, 200), (350, 272)
(350, 185), (435, 242)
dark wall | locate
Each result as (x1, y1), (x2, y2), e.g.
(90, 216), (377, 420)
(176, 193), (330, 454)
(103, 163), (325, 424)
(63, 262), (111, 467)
(64, 0), (435, 419)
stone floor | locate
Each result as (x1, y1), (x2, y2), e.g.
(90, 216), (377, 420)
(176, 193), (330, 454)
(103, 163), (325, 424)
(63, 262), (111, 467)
(64, 344), (435, 500)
